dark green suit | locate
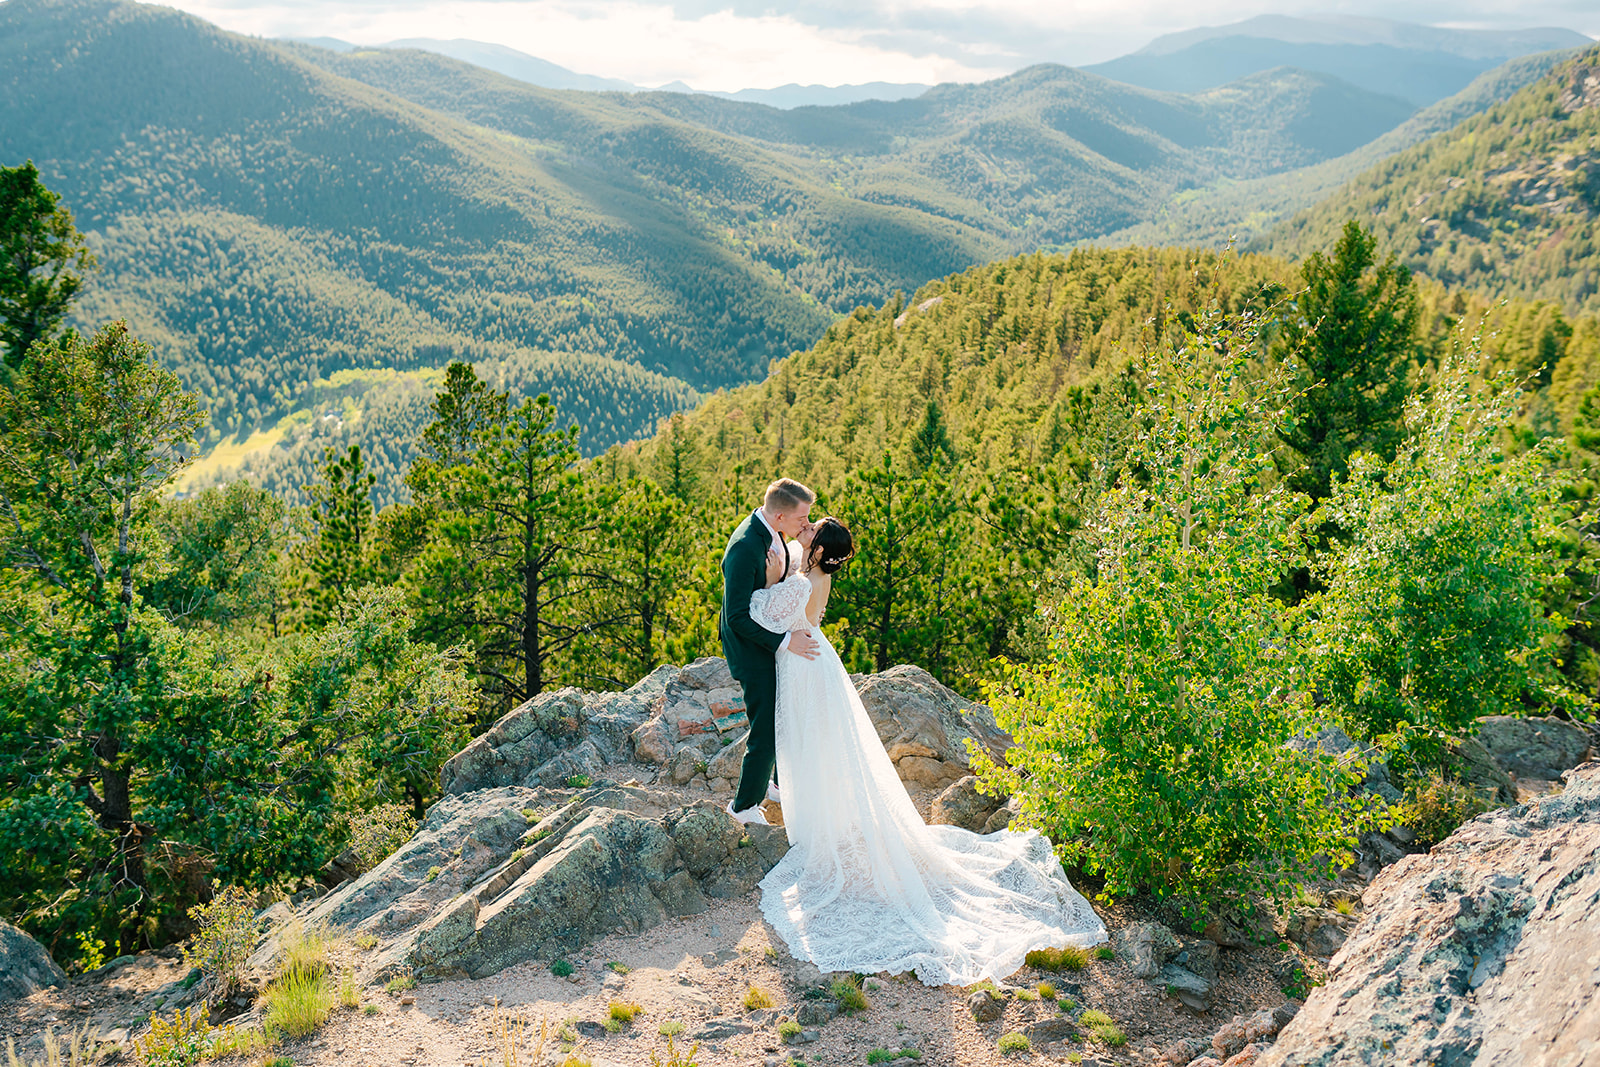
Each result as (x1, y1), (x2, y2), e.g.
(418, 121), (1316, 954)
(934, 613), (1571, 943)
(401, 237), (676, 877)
(721, 511), (784, 812)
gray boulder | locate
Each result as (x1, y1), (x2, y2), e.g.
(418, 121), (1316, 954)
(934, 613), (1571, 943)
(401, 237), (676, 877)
(1475, 715), (1592, 782)
(1114, 920), (1181, 979)
(1259, 761), (1600, 1067)
(256, 783), (789, 983)
(1445, 735), (1518, 805)
(853, 666), (1012, 789)
(439, 679), (659, 796)
(930, 776), (1006, 832)
(0, 920), (65, 1002)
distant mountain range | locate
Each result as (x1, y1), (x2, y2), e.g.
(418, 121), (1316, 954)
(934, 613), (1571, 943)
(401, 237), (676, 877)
(286, 36), (931, 109)
(6, 0), (1594, 502)
(1084, 15), (1590, 104)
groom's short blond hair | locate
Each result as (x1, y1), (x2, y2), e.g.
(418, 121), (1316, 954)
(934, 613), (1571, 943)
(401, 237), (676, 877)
(764, 478), (815, 513)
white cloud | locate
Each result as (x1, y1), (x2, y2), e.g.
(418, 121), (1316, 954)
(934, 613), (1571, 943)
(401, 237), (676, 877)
(151, 0), (1598, 89)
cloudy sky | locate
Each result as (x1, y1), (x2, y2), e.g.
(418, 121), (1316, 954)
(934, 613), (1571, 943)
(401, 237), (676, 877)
(158, 0), (1599, 91)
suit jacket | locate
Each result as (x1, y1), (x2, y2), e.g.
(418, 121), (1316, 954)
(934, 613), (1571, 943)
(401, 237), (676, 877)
(720, 512), (784, 683)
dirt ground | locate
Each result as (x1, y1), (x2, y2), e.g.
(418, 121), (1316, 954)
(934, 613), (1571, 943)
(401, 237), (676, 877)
(2, 787), (1301, 1067)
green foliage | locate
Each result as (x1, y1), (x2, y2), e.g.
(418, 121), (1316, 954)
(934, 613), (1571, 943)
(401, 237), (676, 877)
(130, 1007), (230, 1067)
(305, 445), (376, 627)
(777, 1020), (801, 1041)
(384, 972), (416, 993)
(348, 803), (417, 873)
(0, 323), (471, 962)
(1093, 946), (1115, 961)
(1277, 220), (1419, 503)
(550, 959), (574, 977)
(742, 985), (775, 1011)
(1398, 771), (1498, 847)
(973, 311), (1373, 910)
(831, 975), (870, 1013)
(997, 1033), (1030, 1055)
(1310, 344), (1567, 766)
(180, 884), (256, 994)
(0, 160), (96, 368)
(262, 967), (333, 1040)
(143, 482), (292, 631)
(1025, 946), (1088, 972)
(646, 1034), (700, 1067)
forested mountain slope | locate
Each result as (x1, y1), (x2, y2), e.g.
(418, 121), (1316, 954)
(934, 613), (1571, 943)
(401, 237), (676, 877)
(1094, 48), (1582, 250)
(3, 0), (1445, 459)
(1262, 45), (1600, 317)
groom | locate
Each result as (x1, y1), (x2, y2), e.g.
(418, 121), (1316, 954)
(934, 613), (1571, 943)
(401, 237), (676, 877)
(720, 478), (819, 825)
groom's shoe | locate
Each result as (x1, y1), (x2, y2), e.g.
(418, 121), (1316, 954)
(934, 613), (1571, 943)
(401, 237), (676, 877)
(726, 799), (769, 826)
(766, 781), (782, 804)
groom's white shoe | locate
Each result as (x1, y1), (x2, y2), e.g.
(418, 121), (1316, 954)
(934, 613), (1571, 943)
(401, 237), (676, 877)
(726, 799), (769, 826)
(766, 781), (782, 804)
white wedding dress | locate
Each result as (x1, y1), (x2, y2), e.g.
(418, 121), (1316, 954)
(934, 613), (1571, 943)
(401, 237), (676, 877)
(749, 565), (1107, 986)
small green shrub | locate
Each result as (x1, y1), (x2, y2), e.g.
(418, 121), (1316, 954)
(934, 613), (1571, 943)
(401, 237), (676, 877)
(1037, 981), (1057, 1001)
(609, 1001), (643, 1025)
(1015, 987), (1039, 1001)
(337, 969), (360, 1009)
(353, 933), (378, 950)
(426, 866), (441, 882)
(777, 1020), (802, 1041)
(1026, 945), (1088, 971)
(277, 923), (329, 983)
(1094, 946), (1115, 961)
(566, 775), (593, 789)
(607, 961), (631, 975)
(1332, 897), (1356, 916)
(551, 959), (574, 977)
(831, 975), (869, 1013)
(659, 1020), (685, 1037)
(263, 968), (333, 1039)
(1398, 771), (1496, 847)
(647, 1034), (701, 1067)
(133, 1009), (228, 1067)
(385, 972), (416, 994)
(1058, 997), (1077, 1013)
(998, 1032), (1030, 1054)
(866, 1048), (921, 1063)
(348, 803), (417, 872)
(1078, 1009), (1125, 1046)
(265, 1058), (293, 1067)
(181, 883), (257, 994)
(743, 985), (776, 1011)
(362, 1003), (380, 1016)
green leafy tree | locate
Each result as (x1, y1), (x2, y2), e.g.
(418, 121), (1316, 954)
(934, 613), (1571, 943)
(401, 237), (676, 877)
(578, 478), (689, 688)
(1278, 220), (1420, 503)
(1310, 342), (1567, 767)
(144, 481), (289, 631)
(0, 161), (97, 368)
(0, 321), (205, 948)
(972, 313), (1370, 910)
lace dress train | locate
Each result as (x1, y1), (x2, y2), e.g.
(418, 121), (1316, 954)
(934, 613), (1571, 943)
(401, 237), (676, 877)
(748, 573), (1106, 986)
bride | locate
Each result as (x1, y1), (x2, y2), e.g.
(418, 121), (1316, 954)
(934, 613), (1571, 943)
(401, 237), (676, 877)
(747, 517), (1107, 986)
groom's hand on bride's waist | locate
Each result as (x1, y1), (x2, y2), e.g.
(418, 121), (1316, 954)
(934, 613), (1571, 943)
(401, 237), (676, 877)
(786, 628), (819, 660)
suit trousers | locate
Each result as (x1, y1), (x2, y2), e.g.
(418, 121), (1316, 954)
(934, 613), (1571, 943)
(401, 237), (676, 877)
(731, 665), (779, 813)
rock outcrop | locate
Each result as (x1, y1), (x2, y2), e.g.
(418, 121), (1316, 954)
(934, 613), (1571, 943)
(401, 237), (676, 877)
(251, 782), (788, 982)
(1260, 761), (1600, 1066)
(0, 920), (65, 1002)
(1474, 714), (1592, 784)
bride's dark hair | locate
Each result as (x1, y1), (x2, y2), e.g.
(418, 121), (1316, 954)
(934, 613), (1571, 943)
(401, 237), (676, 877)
(807, 517), (855, 575)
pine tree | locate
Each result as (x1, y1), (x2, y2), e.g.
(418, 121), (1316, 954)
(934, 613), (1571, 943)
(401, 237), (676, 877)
(306, 444), (375, 625)
(0, 162), (97, 369)
(1278, 220), (1420, 503)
